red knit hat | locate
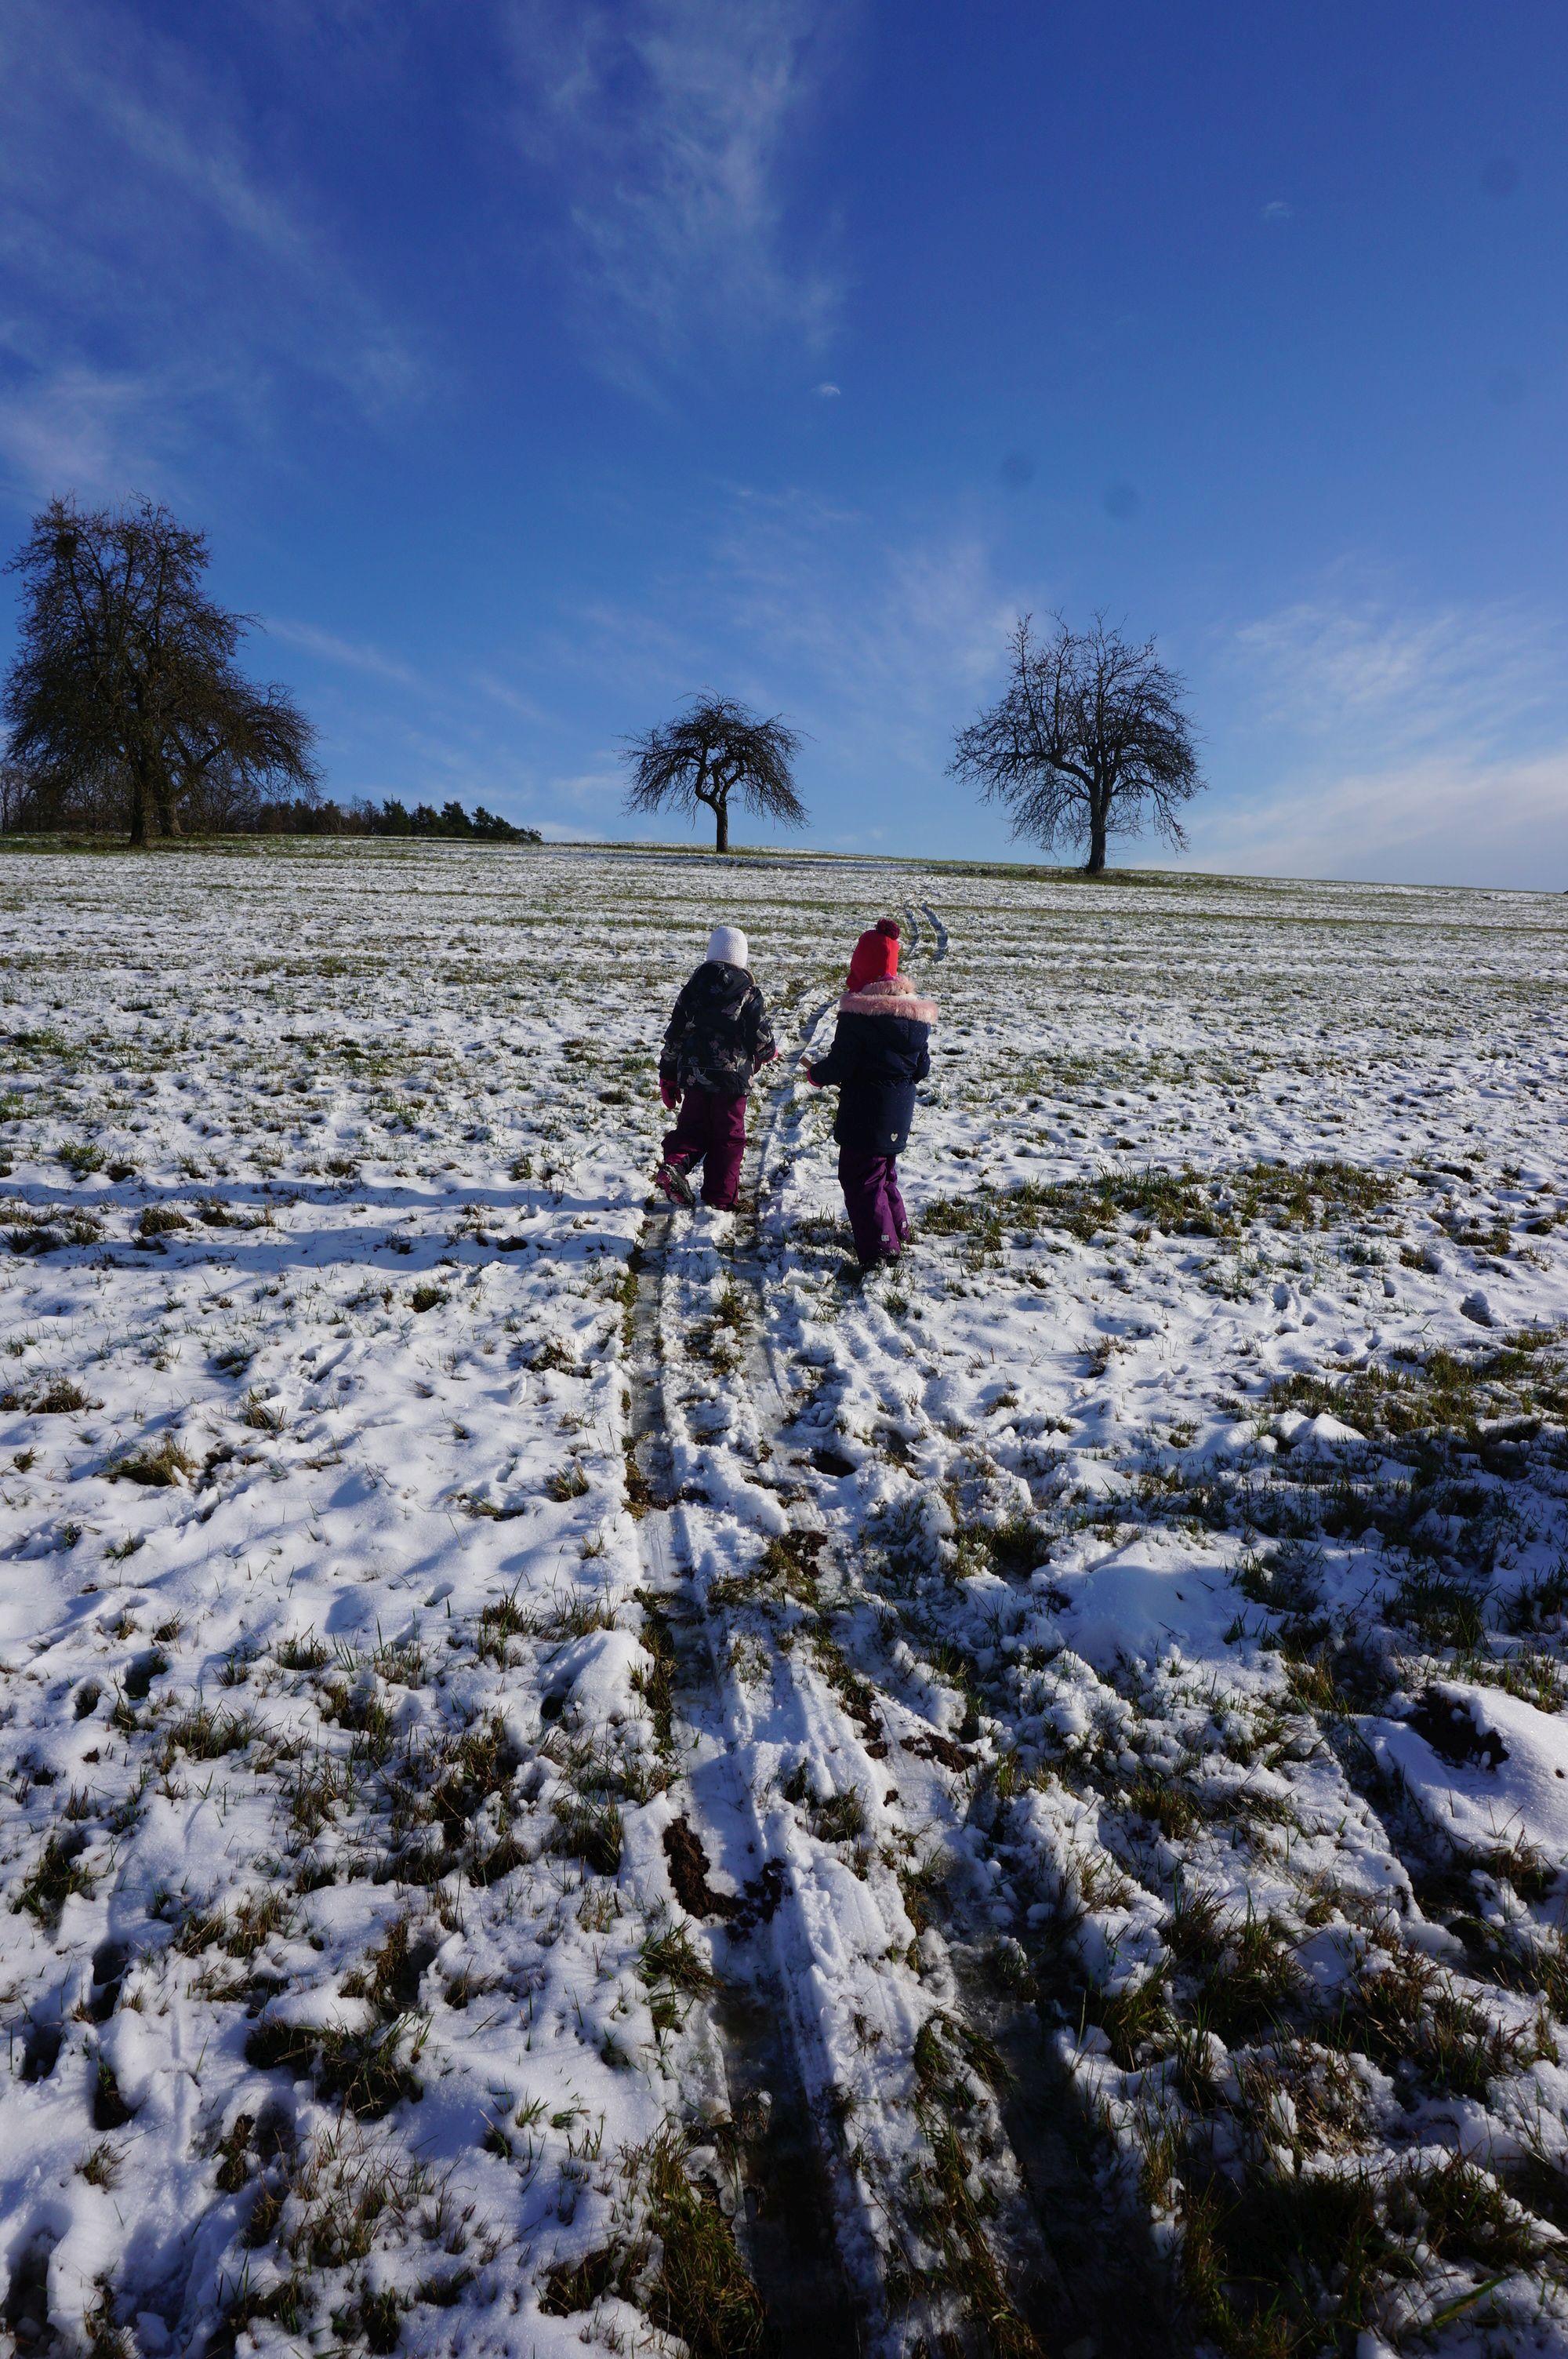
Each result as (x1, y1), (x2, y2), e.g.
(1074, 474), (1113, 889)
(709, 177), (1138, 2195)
(845, 918), (900, 992)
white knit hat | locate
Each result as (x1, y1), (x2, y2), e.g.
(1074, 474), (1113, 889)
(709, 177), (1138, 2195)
(706, 925), (748, 967)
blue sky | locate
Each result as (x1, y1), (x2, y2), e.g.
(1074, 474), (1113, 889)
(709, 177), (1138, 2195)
(1, 0), (1564, 885)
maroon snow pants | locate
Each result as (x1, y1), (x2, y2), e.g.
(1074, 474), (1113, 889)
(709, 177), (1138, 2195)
(838, 1145), (909, 1267)
(663, 1088), (747, 1209)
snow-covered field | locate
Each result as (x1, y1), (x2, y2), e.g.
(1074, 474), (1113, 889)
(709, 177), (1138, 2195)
(2, 838), (1567, 2359)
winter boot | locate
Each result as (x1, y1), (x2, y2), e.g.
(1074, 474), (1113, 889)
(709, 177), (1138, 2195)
(654, 1158), (696, 1209)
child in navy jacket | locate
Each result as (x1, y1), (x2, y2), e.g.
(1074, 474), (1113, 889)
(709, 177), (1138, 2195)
(808, 920), (936, 1267)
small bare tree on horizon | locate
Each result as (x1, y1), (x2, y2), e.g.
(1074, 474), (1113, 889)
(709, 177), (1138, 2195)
(621, 694), (806, 854)
(950, 612), (1203, 875)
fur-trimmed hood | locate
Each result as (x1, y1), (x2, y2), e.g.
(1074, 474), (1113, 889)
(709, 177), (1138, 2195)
(837, 976), (938, 1023)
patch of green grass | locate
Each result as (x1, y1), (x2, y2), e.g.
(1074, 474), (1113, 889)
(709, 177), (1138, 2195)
(425, 1714), (517, 1848)
(632, 1591), (676, 1748)
(1087, 1966), (1170, 2066)
(638, 1923), (717, 1996)
(1327, 1948), (1539, 2099)
(642, 2128), (768, 2359)
(1126, 1771), (1200, 1839)
(1269, 1330), (1568, 1453)
(160, 1707), (257, 1763)
(925, 1158), (1395, 1256)
(814, 1787), (868, 1844)
(1180, 2142), (1545, 2359)
(137, 1204), (189, 1238)
(245, 2012), (426, 2119)
(475, 1589), (531, 1665)
(552, 1795), (623, 1876)
(953, 1511), (1051, 1582)
(276, 1630), (332, 1672)
(1191, 1908), (1301, 2044)
(1502, 1560), (1568, 1634)
(106, 1433), (195, 1487)
(17, 1830), (95, 1927)
(898, 2115), (1045, 2357)
(0, 1374), (89, 1413)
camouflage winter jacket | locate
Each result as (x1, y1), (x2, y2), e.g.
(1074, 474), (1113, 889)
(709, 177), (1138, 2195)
(659, 961), (776, 1096)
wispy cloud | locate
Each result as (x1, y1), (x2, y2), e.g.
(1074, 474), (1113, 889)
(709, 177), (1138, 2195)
(504, 0), (851, 380)
(1202, 747), (1568, 887)
(1194, 590), (1568, 885)
(263, 619), (425, 690)
(713, 489), (1015, 755)
(0, 0), (420, 499)
(470, 671), (557, 725)
(540, 484), (1027, 841)
(0, 356), (169, 503)
(1232, 594), (1560, 760)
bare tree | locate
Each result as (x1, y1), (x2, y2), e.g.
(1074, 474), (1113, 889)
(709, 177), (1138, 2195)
(621, 694), (806, 853)
(950, 613), (1203, 875)
(2, 496), (319, 844)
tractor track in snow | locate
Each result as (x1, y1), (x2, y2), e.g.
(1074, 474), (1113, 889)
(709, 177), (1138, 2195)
(749, 923), (1080, 2351)
(626, 909), (1170, 2355)
(626, 1149), (863, 2348)
(719, 909), (1177, 2357)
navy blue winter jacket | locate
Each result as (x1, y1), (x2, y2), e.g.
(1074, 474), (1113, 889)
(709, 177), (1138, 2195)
(808, 980), (937, 1156)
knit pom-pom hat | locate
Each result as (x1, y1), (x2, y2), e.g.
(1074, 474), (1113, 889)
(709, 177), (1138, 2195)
(845, 918), (900, 993)
(706, 924), (749, 968)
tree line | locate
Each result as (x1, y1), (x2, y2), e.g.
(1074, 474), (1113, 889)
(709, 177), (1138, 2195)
(2, 495), (1204, 871)
(242, 798), (540, 842)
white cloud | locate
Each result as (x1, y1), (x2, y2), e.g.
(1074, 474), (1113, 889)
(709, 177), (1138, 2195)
(261, 619), (424, 690)
(1232, 595), (1559, 759)
(713, 490), (1016, 728)
(815, 380), (841, 397)
(1192, 591), (1568, 886)
(546, 485), (1027, 829)
(0, 0), (421, 498)
(1197, 747), (1568, 887)
(0, 360), (169, 503)
(504, 0), (851, 377)
(470, 671), (556, 725)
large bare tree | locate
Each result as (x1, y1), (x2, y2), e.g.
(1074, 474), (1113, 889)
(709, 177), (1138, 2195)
(621, 694), (806, 853)
(950, 613), (1203, 874)
(2, 497), (319, 843)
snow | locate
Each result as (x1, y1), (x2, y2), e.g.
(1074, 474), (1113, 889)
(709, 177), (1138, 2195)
(1372, 1680), (1568, 1860)
(1, 839), (1566, 2357)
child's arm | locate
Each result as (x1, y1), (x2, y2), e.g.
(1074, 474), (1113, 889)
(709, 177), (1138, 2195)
(746, 990), (778, 1071)
(659, 980), (693, 1101)
(807, 1026), (853, 1089)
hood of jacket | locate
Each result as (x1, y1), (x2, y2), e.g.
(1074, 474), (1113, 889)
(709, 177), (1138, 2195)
(688, 958), (756, 1011)
(837, 976), (938, 1023)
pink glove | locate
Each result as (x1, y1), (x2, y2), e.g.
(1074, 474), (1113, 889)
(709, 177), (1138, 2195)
(659, 1075), (679, 1110)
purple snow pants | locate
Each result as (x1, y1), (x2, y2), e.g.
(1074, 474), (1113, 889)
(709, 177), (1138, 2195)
(663, 1088), (747, 1209)
(838, 1146), (909, 1267)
